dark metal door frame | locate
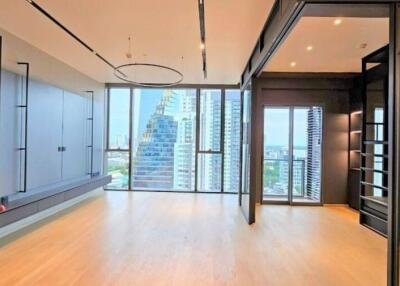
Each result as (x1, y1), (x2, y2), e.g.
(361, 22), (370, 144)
(388, 3), (399, 285)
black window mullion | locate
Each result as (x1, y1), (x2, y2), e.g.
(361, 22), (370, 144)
(128, 87), (133, 191)
(221, 88), (225, 193)
(195, 88), (200, 192)
(106, 87), (111, 150)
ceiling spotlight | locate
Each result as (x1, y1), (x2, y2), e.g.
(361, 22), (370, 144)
(200, 43), (205, 50)
(334, 18), (342, 25)
(306, 46), (313, 51)
(290, 61), (297, 67)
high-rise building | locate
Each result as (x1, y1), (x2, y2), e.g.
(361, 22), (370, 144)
(131, 91), (177, 190)
(173, 92), (196, 191)
(198, 90), (222, 191)
(223, 93), (241, 192)
(306, 107), (322, 200)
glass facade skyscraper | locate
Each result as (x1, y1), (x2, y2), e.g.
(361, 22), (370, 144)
(131, 90), (178, 190)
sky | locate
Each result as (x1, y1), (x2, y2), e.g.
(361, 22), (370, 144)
(109, 88), (244, 150)
(264, 108), (310, 147)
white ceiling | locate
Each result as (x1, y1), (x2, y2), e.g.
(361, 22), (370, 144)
(0, 0), (273, 84)
(265, 16), (389, 73)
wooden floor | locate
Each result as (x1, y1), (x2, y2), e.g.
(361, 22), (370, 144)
(0, 191), (386, 286)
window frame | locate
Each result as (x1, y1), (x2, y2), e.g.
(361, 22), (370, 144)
(105, 87), (132, 190)
(104, 84), (241, 193)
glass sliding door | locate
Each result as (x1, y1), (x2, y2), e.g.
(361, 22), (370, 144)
(239, 84), (256, 224)
(263, 106), (323, 204)
(263, 107), (291, 202)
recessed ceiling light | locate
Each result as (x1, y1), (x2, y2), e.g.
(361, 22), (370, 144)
(290, 61), (297, 67)
(334, 18), (342, 25)
(306, 46), (313, 51)
(200, 43), (205, 50)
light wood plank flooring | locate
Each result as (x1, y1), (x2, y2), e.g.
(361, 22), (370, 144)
(0, 191), (386, 286)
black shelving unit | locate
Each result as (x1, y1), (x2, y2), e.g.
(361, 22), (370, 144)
(359, 45), (389, 237)
(348, 76), (362, 209)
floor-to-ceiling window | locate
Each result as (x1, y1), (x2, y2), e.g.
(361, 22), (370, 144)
(105, 86), (241, 193)
(106, 88), (131, 189)
(224, 90), (241, 192)
(197, 89), (222, 192)
(263, 106), (323, 204)
(130, 88), (196, 192)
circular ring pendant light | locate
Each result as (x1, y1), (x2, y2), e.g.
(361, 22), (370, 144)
(114, 37), (184, 87)
(113, 63), (184, 87)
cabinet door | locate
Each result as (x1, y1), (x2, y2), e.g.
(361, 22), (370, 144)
(61, 91), (88, 181)
(27, 81), (63, 190)
(0, 70), (20, 196)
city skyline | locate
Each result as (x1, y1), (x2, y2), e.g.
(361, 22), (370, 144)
(107, 88), (241, 192)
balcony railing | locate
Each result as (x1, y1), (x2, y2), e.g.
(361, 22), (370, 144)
(263, 158), (305, 197)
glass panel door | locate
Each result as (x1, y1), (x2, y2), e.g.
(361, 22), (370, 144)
(239, 85), (255, 223)
(263, 106), (323, 204)
(263, 107), (290, 202)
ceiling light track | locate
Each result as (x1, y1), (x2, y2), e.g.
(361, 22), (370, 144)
(198, 0), (207, 79)
(24, 0), (124, 76)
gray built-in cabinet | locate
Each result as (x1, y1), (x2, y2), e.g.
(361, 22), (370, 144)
(0, 70), (20, 197)
(0, 69), (92, 197)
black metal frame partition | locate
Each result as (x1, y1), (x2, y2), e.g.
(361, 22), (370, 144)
(17, 62), (29, 193)
(104, 83), (240, 194)
(85, 90), (95, 177)
(238, 0), (399, 284)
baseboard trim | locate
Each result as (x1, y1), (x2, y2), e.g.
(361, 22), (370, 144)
(324, 203), (350, 207)
(0, 188), (103, 239)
